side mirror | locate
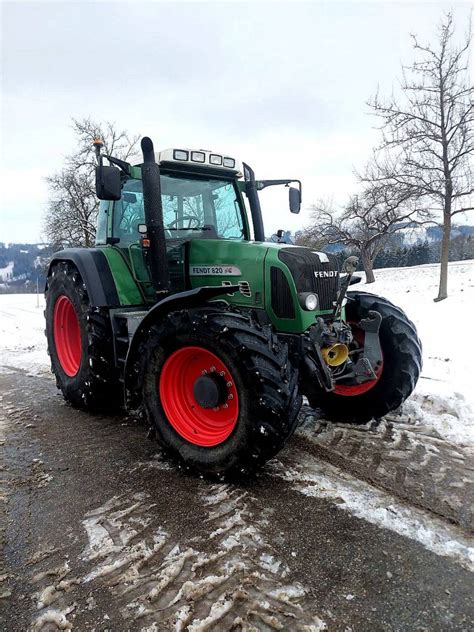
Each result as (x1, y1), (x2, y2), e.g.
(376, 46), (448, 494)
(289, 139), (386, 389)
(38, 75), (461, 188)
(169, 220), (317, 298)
(289, 186), (301, 214)
(95, 165), (122, 200)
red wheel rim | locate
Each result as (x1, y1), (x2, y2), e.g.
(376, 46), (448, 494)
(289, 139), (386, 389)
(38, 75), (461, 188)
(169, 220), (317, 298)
(53, 295), (82, 377)
(333, 325), (384, 396)
(159, 346), (239, 447)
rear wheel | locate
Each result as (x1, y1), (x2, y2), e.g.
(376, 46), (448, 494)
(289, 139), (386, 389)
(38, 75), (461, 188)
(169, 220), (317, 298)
(305, 291), (422, 424)
(142, 308), (302, 477)
(45, 262), (119, 409)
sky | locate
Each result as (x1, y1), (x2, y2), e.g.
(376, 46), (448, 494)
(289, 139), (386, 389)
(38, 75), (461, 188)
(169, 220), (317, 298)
(1, 0), (472, 243)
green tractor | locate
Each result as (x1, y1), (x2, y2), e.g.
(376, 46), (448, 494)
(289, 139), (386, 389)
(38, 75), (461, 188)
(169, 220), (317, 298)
(45, 137), (422, 476)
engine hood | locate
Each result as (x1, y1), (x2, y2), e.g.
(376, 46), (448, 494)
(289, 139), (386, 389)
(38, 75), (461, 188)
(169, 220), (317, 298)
(188, 240), (340, 334)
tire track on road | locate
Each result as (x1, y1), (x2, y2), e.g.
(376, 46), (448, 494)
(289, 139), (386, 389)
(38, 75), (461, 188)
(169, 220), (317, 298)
(296, 404), (474, 531)
(29, 473), (326, 631)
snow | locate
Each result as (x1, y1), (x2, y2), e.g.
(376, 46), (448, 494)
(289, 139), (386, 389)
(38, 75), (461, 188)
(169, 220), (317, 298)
(1, 264), (472, 613)
(360, 260), (474, 445)
(76, 485), (326, 628)
(1, 260), (472, 443)
(271, 453), (474, 572)
(30, 606), (75, 631)
(0, 261), (14, 282)
(0, 293), (49, 376)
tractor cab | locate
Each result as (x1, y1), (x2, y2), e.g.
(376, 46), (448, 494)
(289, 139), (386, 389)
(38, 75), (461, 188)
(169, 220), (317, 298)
(96, 149), (249, 248)
(95, 146), (301, 301)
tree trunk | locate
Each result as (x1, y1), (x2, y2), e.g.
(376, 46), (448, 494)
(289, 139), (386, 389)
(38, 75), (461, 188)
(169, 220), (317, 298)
(435, 211), (451, 301)
(360, 249), (375, 283)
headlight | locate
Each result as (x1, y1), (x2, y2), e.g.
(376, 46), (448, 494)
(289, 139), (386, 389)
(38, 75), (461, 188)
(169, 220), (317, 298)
(298, 292), (318, 311)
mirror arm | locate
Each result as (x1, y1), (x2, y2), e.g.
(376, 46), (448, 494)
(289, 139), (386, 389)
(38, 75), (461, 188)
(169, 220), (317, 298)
(103, 155), (131, 176)
(256, 179), (302, 201)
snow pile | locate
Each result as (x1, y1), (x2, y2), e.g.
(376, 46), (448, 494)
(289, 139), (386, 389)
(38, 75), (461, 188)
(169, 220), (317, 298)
(361, 260), (474, 445)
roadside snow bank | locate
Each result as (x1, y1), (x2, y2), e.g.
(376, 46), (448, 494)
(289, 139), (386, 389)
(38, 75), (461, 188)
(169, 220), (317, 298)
(271, 452), (474, 572)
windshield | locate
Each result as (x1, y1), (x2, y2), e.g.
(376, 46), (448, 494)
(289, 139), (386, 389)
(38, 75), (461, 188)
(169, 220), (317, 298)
(113, 174), (246, 244)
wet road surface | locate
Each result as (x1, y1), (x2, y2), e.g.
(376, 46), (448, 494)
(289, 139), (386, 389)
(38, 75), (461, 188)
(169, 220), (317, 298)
(1, 371), (473, 631)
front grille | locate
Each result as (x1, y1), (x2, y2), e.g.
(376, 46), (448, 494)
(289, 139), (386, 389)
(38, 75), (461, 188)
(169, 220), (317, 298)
(278, 247), (340, 311)
(270, 267), (295, 319)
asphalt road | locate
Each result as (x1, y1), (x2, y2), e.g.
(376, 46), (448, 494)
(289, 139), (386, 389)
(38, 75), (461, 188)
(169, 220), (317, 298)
(1, 370), (473, 631)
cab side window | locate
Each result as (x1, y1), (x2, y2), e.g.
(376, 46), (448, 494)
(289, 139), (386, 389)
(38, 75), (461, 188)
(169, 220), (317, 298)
(214, 183), (243, 239)
(113, 184), (145, 245)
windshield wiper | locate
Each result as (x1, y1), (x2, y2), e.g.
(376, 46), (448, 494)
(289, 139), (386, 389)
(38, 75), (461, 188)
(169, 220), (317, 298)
(167, 227), (206, 231)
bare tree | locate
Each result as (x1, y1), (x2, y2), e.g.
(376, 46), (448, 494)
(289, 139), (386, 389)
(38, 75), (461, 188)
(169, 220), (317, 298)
(44, 118), (140, 247)
(366, 13), (474, 300)
(298, 182), (422, 283)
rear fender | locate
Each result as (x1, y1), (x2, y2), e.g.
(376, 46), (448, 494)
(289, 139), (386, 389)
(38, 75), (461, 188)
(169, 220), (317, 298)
(124, 285), (239, 408)
(46, 249), (120, 307)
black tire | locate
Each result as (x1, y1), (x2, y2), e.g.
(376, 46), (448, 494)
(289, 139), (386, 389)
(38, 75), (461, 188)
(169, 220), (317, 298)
(305, 291), (422, 424)
(45, 261), (119, 409)
(142, 308), (302, 477)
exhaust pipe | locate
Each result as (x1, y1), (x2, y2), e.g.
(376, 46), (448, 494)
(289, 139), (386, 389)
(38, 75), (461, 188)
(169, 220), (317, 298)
(141, 137), (169, 296)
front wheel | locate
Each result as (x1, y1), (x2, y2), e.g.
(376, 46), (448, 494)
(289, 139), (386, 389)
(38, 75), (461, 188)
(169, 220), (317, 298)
(305, 291), (422, 424)
(142, 308), (301, 477)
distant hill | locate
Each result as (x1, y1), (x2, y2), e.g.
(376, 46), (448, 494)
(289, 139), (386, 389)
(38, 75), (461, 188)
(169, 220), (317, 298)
(0, 243), (55, 293)
(304, 223), (473, 253)
(1, 226), (473, 294)
(397, 223), (474, 246)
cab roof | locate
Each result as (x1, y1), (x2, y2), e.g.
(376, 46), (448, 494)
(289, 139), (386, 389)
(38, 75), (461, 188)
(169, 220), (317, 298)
(133, 148), (243, 177)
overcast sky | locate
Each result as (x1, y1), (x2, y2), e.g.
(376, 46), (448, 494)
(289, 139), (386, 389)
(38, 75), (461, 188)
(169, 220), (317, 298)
(1, 0), (472, 243)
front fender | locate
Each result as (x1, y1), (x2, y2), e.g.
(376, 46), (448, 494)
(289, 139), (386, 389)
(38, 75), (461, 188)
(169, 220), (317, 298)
(123, 285), (239, 408)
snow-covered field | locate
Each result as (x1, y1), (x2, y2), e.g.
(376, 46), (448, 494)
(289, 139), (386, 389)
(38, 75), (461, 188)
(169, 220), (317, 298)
(0, 293), (49, 376)
(361, 260), (474, 445)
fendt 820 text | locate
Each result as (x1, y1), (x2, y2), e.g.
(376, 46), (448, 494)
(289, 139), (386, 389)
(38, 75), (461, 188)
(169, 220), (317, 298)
(45, 137), (422, 476)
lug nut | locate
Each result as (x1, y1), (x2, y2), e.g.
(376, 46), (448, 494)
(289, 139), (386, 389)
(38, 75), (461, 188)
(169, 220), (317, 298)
(227, 394), (233, 400)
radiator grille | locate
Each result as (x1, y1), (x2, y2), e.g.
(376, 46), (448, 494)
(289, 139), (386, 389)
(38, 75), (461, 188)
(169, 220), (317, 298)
(270, 267), (295, 319)
(278, 248), (340, 311)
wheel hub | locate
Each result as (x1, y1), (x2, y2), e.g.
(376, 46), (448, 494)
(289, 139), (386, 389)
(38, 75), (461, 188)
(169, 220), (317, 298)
(193, 374), (228, 409)
(158, 346), (239, 447)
